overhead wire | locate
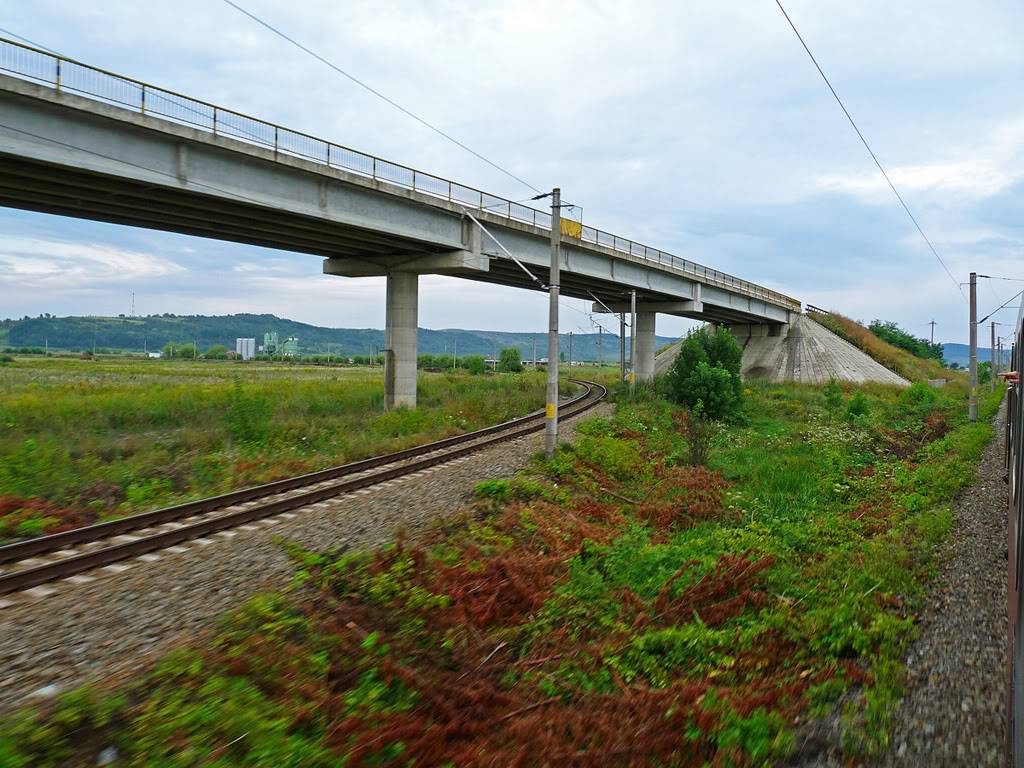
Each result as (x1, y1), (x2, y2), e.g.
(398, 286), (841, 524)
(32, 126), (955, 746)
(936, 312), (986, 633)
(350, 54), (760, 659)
(772, 0), (964, 300)
(219, 0), (542, 195)
(0, 27), (58, 54)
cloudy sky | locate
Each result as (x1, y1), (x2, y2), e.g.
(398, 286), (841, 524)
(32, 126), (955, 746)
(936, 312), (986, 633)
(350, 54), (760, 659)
(1, 0), (1022, 343)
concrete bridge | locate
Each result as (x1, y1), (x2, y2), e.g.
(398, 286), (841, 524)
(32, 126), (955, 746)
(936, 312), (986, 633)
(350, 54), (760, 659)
(0, 38), (800, 407)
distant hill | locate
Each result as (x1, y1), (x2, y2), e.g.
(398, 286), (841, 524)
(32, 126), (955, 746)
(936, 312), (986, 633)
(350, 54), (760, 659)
(941, 343), (1007, 368)
(0, 313), (675, 361)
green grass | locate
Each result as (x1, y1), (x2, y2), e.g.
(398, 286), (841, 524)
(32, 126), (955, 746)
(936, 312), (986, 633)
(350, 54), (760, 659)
(0, 357), (591, 543)
(0, 374), (1002, 765)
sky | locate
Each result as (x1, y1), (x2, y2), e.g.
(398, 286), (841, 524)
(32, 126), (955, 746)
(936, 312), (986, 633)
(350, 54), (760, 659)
(1, 0), (1022, 344)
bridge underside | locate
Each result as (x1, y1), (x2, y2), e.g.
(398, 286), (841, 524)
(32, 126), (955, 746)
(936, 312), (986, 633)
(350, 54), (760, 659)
(0, 73), (798, 408)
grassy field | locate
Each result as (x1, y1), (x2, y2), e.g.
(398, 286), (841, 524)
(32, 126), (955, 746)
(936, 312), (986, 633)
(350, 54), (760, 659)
(1, 374), (1002, 766)
(0, 357), (604, 544)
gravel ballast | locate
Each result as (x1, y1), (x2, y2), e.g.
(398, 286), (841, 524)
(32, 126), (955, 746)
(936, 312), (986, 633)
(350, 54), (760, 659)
(0, 404), (611, 714)
(877, 400), (1009, 766)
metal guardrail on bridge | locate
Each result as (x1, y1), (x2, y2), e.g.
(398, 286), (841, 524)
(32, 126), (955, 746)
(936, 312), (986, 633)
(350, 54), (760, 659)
(0, 37), (800, 312)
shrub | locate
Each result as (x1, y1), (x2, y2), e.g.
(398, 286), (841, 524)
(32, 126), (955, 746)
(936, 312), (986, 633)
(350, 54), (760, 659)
(673, 409), (717, 466)
(846, 392), (870, 421)
(497, 347), (522, 373)
(824, 378), (843, 413)
(460, 355), (487, 375)
(224, 381), (272, 445)
(204, 344), (228, 360)
(664, 327), (743, 420)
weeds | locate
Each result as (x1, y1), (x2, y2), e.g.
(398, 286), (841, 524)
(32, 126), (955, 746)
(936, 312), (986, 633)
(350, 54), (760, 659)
(0, 378), (1002, 766)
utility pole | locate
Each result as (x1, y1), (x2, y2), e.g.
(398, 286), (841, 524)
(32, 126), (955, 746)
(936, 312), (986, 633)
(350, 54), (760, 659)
(929, 319), (936, 345)
(545, 187), (561, 457)
(453, 338), (457, 369)
(492, 337), (498, 370)
(619, 313), (626, 382)
(991, 321), (996, 392)
(532, 337), (536, 369)
(629, 290), (637, 391)
(597, 326), (602, 367)
(969, 271), (978, 423)
(568, 332), (573, 370)
(327, 342), (331, 364)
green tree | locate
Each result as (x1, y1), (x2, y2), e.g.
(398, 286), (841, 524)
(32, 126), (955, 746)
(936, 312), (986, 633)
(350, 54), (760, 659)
(868, 320), (943, 361)
(461, 355), (487, 375)
(664, 327), (743, 420)
(204, 344), (228, 359)
(162, 341), (196, 359)
(497, 347), (523, 373)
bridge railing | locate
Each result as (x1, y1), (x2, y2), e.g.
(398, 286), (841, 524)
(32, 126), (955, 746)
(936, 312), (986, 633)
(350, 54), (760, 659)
(0, 37), (801, 312)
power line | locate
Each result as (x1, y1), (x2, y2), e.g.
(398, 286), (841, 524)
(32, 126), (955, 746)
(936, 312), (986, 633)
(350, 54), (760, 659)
(0, 27), (58, 54)
(772, 0), (963, 300)
(979, 289), (1024, 324)
(219, 0), (541, 195)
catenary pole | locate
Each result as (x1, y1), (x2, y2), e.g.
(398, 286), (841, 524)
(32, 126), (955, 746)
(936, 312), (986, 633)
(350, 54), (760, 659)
(619, 313), (626, 381)
(969, 271), (978, 423)
(629, 290), (637, 392)
(991, 321), (996, 392)
(544, 188), (561, 457)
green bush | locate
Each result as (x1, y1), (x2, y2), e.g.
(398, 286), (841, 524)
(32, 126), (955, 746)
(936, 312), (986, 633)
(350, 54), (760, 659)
(460, 355), (487, 375)
(224, 381), (272, 445)
(824, 378), (843, 413)
(204, 344), (228, 360)
(664, 327), (743, 420)
(497, 347), (523, 373)
(846, 392), (870, 421)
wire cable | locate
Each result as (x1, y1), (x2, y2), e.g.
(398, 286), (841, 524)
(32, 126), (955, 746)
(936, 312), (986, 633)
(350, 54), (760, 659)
(0, 27), (58, 54)
(772, 0), (964, 299)
(219, 0), (542, 195)
(980, 290), (1024, 324)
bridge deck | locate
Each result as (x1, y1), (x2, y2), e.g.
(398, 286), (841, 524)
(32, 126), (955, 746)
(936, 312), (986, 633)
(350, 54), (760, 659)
(0, 36), (798, 325)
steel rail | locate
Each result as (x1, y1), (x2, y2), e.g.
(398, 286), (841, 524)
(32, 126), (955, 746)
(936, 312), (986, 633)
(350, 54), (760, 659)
(0, 383), (593, 566)
(0, 381), (606, 595)
(0, 36), (800, 311)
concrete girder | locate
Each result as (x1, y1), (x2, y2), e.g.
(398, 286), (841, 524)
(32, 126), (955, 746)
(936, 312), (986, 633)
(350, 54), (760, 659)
(591, 300), (704, 317)
(323, 249), (488, 277)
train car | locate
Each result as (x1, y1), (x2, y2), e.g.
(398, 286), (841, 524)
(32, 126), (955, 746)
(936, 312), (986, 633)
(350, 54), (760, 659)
(1008, 301), (1023, 763)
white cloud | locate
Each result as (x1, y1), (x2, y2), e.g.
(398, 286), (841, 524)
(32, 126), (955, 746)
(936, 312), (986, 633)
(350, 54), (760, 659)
(0, 236), (186, 285)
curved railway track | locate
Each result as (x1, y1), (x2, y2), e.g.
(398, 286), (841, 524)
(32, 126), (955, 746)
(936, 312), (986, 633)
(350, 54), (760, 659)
(0, 379), (607, 597)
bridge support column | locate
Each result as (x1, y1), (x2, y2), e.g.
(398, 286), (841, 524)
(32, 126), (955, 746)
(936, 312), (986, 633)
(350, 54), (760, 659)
(636, 312), (656, 383)
(384, 272), (418, 410)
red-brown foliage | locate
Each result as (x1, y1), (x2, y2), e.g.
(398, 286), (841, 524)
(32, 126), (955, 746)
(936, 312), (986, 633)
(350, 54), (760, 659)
(637, 467), (731, 531)
(648, 550), (775, 628)
(0, 495), (99, 536)
(434, 549), (561, 629)
(332, 644), (717, 768)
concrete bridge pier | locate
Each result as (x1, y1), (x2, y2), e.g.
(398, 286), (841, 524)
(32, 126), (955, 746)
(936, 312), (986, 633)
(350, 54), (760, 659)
(384, 272), (418, 410)
(635, 312), (656, 383)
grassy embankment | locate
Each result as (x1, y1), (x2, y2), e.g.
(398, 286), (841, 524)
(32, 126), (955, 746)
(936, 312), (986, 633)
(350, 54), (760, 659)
(0, 370), (1002, 766)
(807, 311), (958, 383)
(0, 357), (600, 543)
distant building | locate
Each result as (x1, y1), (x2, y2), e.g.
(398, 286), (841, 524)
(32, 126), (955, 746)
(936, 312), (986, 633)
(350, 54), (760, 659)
(281, 336), (299, 357)
(235, 338), (255, 361)
(262, 331), (279, 355)
(147, 351), (162, 359)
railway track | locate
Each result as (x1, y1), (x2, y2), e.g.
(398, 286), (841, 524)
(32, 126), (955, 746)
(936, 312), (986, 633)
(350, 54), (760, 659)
(0, 379), (607, 598)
